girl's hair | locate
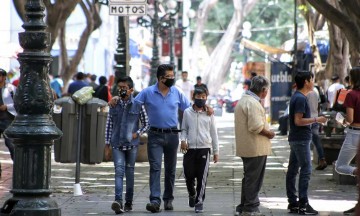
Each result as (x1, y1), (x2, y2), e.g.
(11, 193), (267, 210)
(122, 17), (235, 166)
(350, 66), (360, 90)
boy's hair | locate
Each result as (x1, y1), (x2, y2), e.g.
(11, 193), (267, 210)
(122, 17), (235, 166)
(193, 87), (208, 98)
(157, 64), (173, 79)
(0, 68), (7, 76)
(99, 76), (107, 85)
(350, 66), (360, 90)
(117, 76), (134, 89)
(294, 71), (313, 89)
(182, 71), (188, 74)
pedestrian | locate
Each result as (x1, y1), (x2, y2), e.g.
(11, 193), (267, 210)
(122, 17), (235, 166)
(306, 87), (327, 170)
(326, 74), (345, 109)
(94, 76), (110, 102)
(0, 68), (16, 176)
(180, 87), (219, 213)
(194, 76), (208, 95)
(234, 76), (275, 216)
(175, 71), (194, 101)
(334, 66), (360, 215)
(67, 72), (89, 95)
(135, 64), (191, 213)
(89, 74), (98, 90)
(105, 76), (150, 214)
(286, 71), (327, 215)
(50, 75), (64, 99)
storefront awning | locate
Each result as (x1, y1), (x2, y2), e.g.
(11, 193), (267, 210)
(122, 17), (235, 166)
(241, 38), (289, 55)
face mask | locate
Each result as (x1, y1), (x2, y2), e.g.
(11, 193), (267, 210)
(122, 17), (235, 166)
(163, 78), (175, 88)
(119, 89), (128, 98)
(194, 99), (206, 108)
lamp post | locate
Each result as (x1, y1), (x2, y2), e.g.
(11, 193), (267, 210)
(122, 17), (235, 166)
(1, 0), (62, 215)
(138, 0), (194, 85)
(98, 0), (129, 94)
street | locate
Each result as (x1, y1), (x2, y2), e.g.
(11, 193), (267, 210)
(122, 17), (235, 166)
(0, 112), (357, 216)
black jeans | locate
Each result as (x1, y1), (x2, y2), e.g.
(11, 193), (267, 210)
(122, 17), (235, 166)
(0, 119), (14, 160)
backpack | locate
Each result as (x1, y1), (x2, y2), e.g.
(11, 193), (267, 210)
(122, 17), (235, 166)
(331, 88), (351, 113)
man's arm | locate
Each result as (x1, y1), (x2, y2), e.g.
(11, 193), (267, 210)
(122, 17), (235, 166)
(136, 105), (150, 135)
(105, 113), (113, 145)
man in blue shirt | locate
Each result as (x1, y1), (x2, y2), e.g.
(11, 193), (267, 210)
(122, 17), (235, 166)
(67, 72), (88, 95)
(286, 71), (326, 215)
(135, 64), (190, 213)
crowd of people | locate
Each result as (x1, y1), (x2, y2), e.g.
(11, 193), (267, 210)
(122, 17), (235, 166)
(0, 64), (359, 215)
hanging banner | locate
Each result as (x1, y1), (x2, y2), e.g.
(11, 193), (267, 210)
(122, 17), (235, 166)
(174, 28), (182, 57)
(270, 62), (293, 122)
(161, 28), (182, 57)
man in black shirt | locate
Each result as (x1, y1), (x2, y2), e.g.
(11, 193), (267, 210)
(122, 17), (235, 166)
(194, 76), (208, 94)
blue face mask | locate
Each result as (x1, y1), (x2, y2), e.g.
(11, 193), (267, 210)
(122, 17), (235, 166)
(194, 99), (206, 108)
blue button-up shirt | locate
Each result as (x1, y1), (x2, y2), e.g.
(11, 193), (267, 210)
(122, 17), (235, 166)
(135, 83), (190, 128)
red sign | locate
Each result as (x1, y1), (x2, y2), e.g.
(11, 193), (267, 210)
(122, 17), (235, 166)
(161, 28), (182, 57)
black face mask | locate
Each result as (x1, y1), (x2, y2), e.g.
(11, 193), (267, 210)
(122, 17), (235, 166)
(163, 78), (175, 88)
(119, 89), (128, 98)
(194, 99), (206, 108)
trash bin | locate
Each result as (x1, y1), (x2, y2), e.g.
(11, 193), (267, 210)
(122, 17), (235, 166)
(81, 98), (108, 164)
(53, 97), (77, 163)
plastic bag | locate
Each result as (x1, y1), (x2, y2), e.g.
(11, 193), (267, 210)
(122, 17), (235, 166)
(72, 86), (95, 105)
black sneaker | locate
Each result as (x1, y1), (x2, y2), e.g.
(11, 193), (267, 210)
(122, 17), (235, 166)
(124, 201), (132, 212)
(195, 203), (203, 213)
(299, 203), (318, 215)
(164, 200), (173, 210)
(146, 202), (161, 213)
(288, 202), (299, 214)
(111, 200), (124, 214)
(189, 195), (196, 208)
(343, 206), (356, 215)
(235, 204), (243, 216)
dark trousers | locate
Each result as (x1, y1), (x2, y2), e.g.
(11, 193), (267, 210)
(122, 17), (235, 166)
(0, 119), (14, 160)
(183, 148), (210, 204)
(278, 115), (289, 134)
(240, 155), (267, 212)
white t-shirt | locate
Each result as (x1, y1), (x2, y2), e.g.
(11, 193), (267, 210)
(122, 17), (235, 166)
(175, 79), (194, 101)
(327, 83), (345, 108)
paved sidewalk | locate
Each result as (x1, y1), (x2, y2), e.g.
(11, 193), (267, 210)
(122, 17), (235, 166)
(0, 112), (357, 215)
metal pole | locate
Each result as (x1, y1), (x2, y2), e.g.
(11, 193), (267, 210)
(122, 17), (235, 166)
(150, 0), (160, 85)
(0, 0), (62, 215)
(293, 0), (298, 81)
(75, 105), (83, 184)
(169, 17), (175, 68)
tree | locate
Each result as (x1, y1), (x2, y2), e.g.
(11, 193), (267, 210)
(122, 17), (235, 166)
(201, 0), (258, 95)
(13, 0), (102, 87)
(190, 0), (218, 73)
(298, 0), (326, 73)
(306, 0), (360, 79)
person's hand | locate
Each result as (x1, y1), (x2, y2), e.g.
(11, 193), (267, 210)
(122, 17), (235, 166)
(213, 154), (219, 163)
(317, 116), (327, 124)
(267, 131), (275, 139)
(132, 133), (138, 139)
(108, 96), (120, 107)
(205, 105), (214, 116)
(180, 141), (188, 154)
(104, 144), (112, 161)
(0, 105), (7, 111)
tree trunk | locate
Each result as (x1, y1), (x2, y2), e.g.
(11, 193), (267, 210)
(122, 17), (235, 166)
(319, 0), (350, 81)
(307, 0), (360, 68)
(61, 0), (102, 88)
(201, 0), (258, 95)
(299, 1), (324, 73)
(190, 0), (218, 73)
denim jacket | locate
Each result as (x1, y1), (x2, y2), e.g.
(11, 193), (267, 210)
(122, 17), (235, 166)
(109, 96), (142, 148)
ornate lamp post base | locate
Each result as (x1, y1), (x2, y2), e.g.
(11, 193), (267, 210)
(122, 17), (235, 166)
(0, 0), (62, 215)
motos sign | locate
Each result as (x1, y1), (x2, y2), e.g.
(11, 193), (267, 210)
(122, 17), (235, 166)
(109, 4), (147, 16)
